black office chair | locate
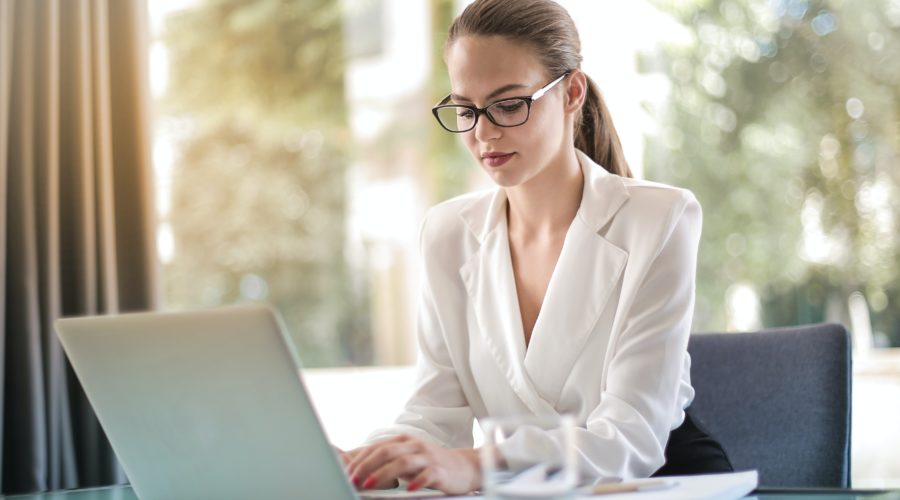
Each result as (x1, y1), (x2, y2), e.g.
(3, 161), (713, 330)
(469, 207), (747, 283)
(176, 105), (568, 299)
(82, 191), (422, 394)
(687, 323), (852, 488)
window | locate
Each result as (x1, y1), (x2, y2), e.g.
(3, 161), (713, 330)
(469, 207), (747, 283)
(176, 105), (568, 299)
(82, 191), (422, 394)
(149, 0), (900, 483)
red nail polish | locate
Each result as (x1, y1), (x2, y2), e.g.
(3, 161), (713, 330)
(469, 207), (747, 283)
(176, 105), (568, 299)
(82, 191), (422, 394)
(362, 476), (377, 489)
(407, 482), (421, 492)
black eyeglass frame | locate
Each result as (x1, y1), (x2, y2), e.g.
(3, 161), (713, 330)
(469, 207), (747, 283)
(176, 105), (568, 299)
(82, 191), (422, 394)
(431, 72), (570, 133)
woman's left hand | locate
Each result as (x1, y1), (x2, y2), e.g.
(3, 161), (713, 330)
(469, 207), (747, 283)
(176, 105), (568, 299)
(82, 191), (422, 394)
(345, 434), (482, 494)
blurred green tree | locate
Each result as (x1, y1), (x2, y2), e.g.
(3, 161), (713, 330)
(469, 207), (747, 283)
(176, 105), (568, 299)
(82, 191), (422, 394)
(161, 0), (370, 366)
(642, 0), (900, 342)
(429, 0), (472, 201)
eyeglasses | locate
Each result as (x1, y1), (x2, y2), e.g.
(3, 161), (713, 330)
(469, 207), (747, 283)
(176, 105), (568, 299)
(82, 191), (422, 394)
(431, 72), (569, 133)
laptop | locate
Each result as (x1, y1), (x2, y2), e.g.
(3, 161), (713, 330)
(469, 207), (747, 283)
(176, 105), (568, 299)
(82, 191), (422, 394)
(55, 304), (440, 500)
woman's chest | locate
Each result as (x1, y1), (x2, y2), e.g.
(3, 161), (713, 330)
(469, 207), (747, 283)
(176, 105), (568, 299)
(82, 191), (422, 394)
(508, 234), (566, 345)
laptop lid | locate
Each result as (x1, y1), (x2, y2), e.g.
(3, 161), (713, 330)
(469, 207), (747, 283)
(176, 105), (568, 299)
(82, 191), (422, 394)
(55, 304), (358, 500)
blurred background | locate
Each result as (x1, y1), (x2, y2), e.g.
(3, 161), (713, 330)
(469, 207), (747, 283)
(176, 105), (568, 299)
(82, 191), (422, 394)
(147, 0), (900, 487)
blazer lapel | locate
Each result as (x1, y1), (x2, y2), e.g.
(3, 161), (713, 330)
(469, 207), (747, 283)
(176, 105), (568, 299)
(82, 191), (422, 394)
(523, 152), (630, 406)
(459, 190), (556, 415)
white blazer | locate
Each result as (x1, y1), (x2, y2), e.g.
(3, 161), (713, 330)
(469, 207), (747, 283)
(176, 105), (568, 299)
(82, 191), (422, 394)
(365, 150), (701, 481)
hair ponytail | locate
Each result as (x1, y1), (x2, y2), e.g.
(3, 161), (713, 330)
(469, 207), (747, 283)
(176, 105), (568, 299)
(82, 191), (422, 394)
(447, 0), (633, 178)
(576, 75), (632, 177)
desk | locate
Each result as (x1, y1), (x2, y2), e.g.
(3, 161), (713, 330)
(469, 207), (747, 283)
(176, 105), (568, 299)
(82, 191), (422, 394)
(749, 490), (900, 500)
(2, 486), (900, 500)
(1, 486), (137, 500)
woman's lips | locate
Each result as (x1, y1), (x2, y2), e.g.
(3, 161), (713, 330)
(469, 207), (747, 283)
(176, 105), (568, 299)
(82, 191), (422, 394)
(482, 152), (515, 167)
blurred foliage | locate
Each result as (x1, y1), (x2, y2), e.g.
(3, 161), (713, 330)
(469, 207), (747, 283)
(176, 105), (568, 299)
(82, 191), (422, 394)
(161, 0), (371, 366)
(642, 0), (900, 343)
(429, 0), (472, 201)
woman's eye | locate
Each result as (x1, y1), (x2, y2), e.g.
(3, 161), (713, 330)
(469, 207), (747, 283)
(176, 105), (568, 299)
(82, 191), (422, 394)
(496, 102), (524, 113)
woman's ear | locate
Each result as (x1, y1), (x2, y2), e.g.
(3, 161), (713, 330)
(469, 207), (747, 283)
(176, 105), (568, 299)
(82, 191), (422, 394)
(564, 70), (587, 115)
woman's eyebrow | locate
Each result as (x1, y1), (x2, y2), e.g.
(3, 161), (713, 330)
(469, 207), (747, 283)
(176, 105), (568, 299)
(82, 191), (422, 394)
(450, 83), (528, 103)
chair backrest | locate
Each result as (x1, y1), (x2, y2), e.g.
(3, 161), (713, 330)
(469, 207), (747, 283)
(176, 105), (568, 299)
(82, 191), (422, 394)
(687, 323), (852, 488)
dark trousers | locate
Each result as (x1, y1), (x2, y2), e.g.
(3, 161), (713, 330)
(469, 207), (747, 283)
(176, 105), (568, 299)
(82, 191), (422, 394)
(652, 410), (733, 476)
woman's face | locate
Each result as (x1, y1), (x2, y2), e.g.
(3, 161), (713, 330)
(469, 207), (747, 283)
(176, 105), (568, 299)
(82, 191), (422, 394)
(445, 36), (571, 188)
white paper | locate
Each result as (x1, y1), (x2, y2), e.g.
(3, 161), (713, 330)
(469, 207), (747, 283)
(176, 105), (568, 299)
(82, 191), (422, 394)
(575, 470), (758, 500)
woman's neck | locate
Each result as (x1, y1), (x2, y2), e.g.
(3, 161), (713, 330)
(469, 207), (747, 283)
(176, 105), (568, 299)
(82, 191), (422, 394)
(505, 148), (583, 241)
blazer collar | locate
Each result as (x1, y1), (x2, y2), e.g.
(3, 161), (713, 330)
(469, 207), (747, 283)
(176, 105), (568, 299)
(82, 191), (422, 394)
(458, 150), (630, 241)
(458, 150), (630, 413)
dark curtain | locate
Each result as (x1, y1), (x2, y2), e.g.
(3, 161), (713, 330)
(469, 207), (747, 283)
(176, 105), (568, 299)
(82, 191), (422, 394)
(0, 0), (159, 494)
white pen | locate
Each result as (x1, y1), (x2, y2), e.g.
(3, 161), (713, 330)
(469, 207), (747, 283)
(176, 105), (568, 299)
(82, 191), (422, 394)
(591, 479), (678, 495)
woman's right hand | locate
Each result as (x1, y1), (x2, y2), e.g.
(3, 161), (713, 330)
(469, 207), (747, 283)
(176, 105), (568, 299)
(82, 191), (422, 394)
(344, 435), (481, 494)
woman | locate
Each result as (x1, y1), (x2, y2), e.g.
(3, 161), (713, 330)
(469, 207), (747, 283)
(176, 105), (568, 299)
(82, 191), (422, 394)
(343, 0), (731, 494)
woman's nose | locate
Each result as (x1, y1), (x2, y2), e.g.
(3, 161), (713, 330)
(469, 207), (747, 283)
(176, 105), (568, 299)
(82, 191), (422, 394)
(473, 115), (501, 142)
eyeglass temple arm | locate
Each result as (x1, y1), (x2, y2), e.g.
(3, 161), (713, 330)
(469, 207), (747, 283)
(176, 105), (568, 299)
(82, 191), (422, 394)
(531, 73), (568, 101)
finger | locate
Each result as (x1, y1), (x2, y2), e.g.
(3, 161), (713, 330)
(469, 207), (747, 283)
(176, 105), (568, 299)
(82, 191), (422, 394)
(353, 441), (419, 483)
(347, 440), (398, 481)
(347, 438), (405, 476)
(361, 475), (400, 490)
(347, 447), (381, 486)
(405, 466), (438, 492)
(344, 447), (365, 465)
(361, 453), (429, 490)
(350, 440), (421, 488)
(346, 435), (409, 472)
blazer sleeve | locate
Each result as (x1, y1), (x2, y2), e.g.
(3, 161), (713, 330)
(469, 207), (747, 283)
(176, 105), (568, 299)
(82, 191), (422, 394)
(363, 212), (475, 448)
(498, 191), (702, 481)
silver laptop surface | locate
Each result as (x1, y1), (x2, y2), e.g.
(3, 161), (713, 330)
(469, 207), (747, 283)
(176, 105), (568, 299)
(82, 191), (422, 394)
(55, 304), (358, 500)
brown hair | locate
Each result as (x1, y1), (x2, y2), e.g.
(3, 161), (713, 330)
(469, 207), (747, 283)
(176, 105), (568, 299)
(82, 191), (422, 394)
(446, 0), (632, 178)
